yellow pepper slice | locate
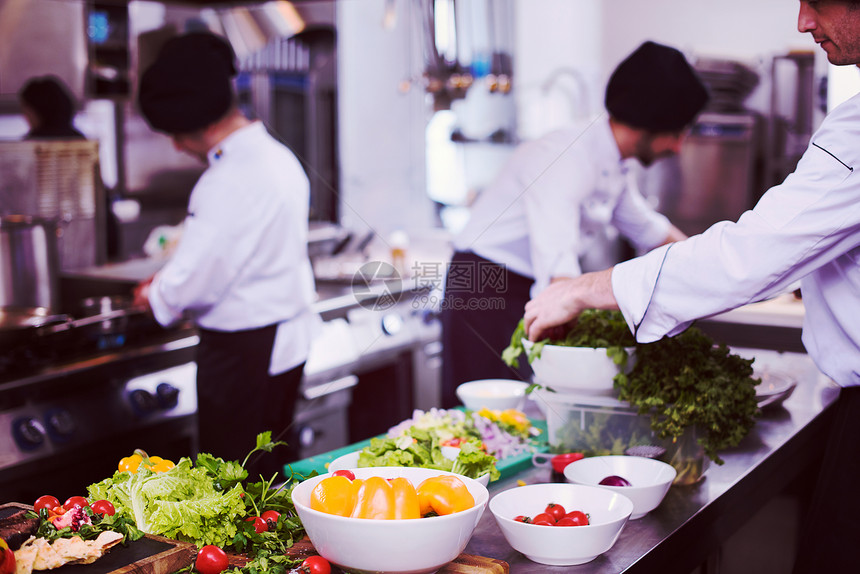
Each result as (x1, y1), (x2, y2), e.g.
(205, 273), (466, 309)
(390, 477), (420, 520)
(351, 476), (396, 520)
(416, 475), (475, 516)
(118, 453), (143, 473)
(311, 475), (361, 517)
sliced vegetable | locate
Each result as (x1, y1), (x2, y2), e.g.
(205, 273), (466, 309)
(599, 475), (632, 487)
(310, 475), (360, 517)
(351, 477), (397, 520)
(416, 475), (475, 516)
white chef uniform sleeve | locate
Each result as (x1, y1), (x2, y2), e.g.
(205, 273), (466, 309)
(613, 128), (858, 343)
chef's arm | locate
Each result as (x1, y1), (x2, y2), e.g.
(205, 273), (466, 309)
(524, 268), (618, 340)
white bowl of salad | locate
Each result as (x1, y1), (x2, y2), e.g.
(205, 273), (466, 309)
(329, 446), (491, 487)
(456, 379), (528, 410)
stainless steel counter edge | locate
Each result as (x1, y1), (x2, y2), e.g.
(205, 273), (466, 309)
(466, 348), (838, 573)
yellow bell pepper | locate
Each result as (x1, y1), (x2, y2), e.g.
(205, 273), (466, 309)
(146, 457), (176, 472)
(416, 475), (475, 516)
(118, 451), (175, 474)
(311, 475), (361, 517)
(118, 453), (143, 473)
(390, 477), (420, 520)
(351, 476), (396, 520)
(311, 475), (421, 520)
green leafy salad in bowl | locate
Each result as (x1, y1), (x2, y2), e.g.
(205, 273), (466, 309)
(349, 408), (543, 482)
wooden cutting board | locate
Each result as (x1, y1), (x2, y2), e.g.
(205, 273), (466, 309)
(2, 503), (507, 574)
(0, 503), (196, 574)
(230, 537), (509, 574)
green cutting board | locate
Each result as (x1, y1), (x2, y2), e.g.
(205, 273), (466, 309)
(284, 419), (548, 481)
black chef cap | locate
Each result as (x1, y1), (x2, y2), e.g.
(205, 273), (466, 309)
(605, 41), (709, 133)
(138, 31), (237, 134)
(19, 75), (76, 127)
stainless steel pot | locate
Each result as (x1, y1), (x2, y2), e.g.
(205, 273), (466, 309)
(0, 215), (61, 310)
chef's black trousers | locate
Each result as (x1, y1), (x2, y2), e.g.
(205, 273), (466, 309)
(792, 385), (860, 574)
(196, 324), (304, 482)
(440, 250), (534, 409)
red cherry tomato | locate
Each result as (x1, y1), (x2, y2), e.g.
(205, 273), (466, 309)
(555, 517), (579, 526)
(90, 499), (116, 517)
(34, 495), (60, 513)
(544, 503), (566, 522)
(532, 512), (555, 526)
(564, 510), (589, 526)
(63, 496), (89, 511)
(301, 555), (331, 574)
(513, 515), (531, 523)
(332, 469), (355, 481)
(195, 545), (229, 574)
(245, 516), (267, 533)
(261, 510), (280, 527)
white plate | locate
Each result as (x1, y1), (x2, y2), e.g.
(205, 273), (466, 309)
(328, 449), (491, 487)
(754, 370), (797, 408)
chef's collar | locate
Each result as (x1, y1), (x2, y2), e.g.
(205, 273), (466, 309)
(206, 121), (266, 164)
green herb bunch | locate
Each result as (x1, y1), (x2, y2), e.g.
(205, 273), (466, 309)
(614, 326), (760, 465)
(502, 309), (635, 370)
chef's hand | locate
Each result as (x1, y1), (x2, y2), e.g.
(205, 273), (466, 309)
(523, 268), (618, 341)
(132, 276), (154, 311)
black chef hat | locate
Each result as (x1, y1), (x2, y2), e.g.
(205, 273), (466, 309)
(19, 75), (77, 127)
(138, 31), (237, 134)
(605, 41), (709, 133)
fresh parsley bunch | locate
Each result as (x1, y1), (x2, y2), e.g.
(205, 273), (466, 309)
(614, 326), (760, 465)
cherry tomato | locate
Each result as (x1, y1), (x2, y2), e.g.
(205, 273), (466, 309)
(34, 495), (60, 513)
(245, 516), (267, 533)
(90, 499), (116, 516)
(63, 496), (89, 511)
(260, 510), (280, 527)
(564, 510), (589, 526)
(555, 517), (579, 527)
(513, 515), (531, 523)
(331, 469), (355, 481)
(532, 512), (555, 526)
(544, 503), (566, 522)
(195, 545), (228, 574)
(301, 555), (331, 574)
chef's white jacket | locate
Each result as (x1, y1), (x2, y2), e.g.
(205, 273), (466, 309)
(454, 116), (672, 295)
(149, 121), (319, 375)
(613, 92), (860, 387)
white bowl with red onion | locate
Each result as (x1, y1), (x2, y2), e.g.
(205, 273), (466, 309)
(563, 455), (676, 519)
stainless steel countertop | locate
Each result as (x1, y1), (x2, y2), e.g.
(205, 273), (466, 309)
(466, 348), (839, 573)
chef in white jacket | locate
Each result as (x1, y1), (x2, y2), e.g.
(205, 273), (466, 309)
(440, 41), (706, 407)
(524, 2), (860, 571)
(133, 32), (319, 479)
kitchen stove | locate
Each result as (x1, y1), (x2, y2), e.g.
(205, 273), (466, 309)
(0, 312), (199, 502)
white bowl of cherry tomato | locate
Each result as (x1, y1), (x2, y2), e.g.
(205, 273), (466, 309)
(291, 467), (489, 574)
(488, 483), (633, 566)
(563, 455), (677, 519)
